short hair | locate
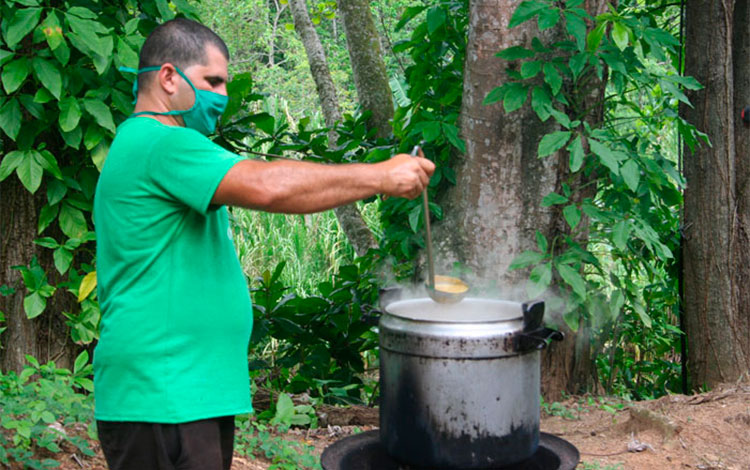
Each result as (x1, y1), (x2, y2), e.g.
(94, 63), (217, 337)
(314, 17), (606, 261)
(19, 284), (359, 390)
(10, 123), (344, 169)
(137, 18), (229, 93)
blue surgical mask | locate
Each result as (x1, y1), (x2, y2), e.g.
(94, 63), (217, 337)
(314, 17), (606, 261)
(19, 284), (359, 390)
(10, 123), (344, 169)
(120, 65), (228, 135)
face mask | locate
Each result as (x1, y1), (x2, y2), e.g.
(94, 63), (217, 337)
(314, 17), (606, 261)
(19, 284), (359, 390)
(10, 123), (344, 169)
(120, 65), (228, 135)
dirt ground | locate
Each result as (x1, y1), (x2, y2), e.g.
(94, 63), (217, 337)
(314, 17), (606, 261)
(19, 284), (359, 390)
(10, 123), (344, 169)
(48, 382), (750, 470)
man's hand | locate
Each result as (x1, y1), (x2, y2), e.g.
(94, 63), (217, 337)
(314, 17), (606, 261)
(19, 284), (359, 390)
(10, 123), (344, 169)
(378, 151), (436, 199)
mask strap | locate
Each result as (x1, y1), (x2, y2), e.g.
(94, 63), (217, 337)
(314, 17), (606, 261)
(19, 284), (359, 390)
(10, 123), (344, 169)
(118, 65), (199, 118)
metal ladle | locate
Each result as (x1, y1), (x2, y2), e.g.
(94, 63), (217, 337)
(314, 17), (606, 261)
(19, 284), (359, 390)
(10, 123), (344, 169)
(411, 145), (469, 304)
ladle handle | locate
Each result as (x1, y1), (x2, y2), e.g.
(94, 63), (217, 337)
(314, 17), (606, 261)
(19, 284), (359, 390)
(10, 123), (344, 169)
(411, 145), (435, 289)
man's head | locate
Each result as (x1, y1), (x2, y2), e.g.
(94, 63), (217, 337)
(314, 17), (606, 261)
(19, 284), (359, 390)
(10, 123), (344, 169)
(137, 18), (229, 95)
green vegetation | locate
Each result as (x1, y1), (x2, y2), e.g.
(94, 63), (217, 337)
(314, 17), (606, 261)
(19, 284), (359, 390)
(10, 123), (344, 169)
(0, 1), (708, 465)
(0, 354), (95, 469)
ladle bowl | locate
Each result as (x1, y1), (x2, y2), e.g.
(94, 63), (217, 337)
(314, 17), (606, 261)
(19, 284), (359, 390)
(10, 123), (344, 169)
(426, 275), (469, 304)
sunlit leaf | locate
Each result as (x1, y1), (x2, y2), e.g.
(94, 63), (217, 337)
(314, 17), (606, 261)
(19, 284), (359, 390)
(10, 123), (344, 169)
(78, 271), (97, 302)
(538, 131), (571, 157)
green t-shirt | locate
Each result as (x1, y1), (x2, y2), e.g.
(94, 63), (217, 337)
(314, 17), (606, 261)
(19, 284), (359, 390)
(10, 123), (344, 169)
(93, 117), (253, 423)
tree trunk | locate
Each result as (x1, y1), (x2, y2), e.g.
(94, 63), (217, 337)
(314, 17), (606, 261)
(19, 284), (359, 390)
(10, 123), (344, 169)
(435, 0), (607, 399)
(732, 0), (750, 383)
(682, 0), (750, 388)
(338, 0), (394, 138)
(0, 176), (75, 372)
(289, 0), (377, 256)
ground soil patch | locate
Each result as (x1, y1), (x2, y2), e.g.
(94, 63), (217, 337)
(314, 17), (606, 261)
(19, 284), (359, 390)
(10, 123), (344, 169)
(46, 382), (750, 470)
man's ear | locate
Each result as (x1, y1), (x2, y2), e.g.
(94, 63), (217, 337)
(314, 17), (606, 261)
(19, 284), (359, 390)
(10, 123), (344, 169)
(157, 64), (180, 95)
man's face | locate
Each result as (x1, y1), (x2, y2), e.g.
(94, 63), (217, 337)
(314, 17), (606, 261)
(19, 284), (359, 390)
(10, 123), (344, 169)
(174, 44), (229, 109)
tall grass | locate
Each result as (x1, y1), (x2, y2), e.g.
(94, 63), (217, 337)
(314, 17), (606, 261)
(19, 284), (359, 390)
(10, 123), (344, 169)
(230, 201), (382, 295)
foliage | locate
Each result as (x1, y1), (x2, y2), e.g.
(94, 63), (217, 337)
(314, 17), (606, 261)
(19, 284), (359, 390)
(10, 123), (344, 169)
(248, 255), (381, 404)
(235, 416), (322, 470)
(490, 0), (702, 397)
(0, 353), (95, 468)
(380, 0), (467, 276)
(0, 0), (193, 343)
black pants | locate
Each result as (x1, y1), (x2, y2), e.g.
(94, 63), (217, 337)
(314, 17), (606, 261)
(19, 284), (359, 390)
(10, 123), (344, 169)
(97, 416), (235, 470)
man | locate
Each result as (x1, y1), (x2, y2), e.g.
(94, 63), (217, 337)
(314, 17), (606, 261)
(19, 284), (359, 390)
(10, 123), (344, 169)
(93, 17), (433, 470)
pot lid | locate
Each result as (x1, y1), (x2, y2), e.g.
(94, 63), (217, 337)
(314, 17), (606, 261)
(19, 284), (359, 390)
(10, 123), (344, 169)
(384, 298), (522, 323)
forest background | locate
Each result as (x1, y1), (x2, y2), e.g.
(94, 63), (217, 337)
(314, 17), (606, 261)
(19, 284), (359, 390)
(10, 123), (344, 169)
(1, 0), (749, 468)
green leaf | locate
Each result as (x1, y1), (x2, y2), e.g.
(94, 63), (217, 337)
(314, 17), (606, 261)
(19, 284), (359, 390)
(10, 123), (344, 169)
(556, 263), (586, 298)
(0, 49), (13, 67)
(0, 150), (24, 181)
(16, 151), (44, 193)
(73, 351), (89, 375)
(587, 21), (607, 52)
(32, 58), (62, 99)
(509, 1), (547, 28)
(612, 22), (630, 50)
(633, 301), (652, 328)
(0, 98), (22, 140)
(2, 57), (31, 93)
(509, 250), (545, 270)
(422, 121), (441, 142)
(59, 97), (82, 132)
(408, 204), (421, 233)
(53, 247), (73, 274)
(497, 46), (535, 60)
(24, 292), (46, 319)
(34, 237), (59, 249)
(564, 11), (587, 51)
(65, 14), (107, 57)
(543, 63), (562, 95)
(78, 271), (97, 302)
(83, 98), (116, 133)
(66, 6), (99, 19)
(563, 205), (581, 229)
(38, 204), (59, 234)
(4, 7), (43, 48)
(527, 262), (552, 298)
(35, 150), (62, 180)
(536, 230), (548, 252)
(47, 179), (67, 206)
(548, 107), (571, 129)
(541, 192), (568, 206)
(442, 122), (465, 153)
(91, 140), (110, 171)
(537, 7), (559, 30)
(59, 204), (87, 239)
(521, 60), (542, 79)
(484, 85), (506, 105)
(40, 12), (64, 50)
(538, 131), (571, 157)
(426, 7), (446, 35)
(116, 37), (139, 69)
(567, 135), (584, 172)
(609, 290), (624, 321)
(589, 140), (620, 175)
(503, 83), (528, 113)
(52, 40), (71, 66)
(33, 87), (54, 103)
(621, 160), (640, 192)
(612, 220), (629, 251)
(84, 124), (105, 150)
(531, 86), (551, 121)
(155, 0), (175, 20)
(569, 52), (588, 80)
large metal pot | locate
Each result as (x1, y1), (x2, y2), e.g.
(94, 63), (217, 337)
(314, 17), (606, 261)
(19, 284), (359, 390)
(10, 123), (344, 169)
(378, 298), (562, 468)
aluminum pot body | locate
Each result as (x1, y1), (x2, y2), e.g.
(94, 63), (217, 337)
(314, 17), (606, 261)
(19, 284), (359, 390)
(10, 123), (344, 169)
(379, 298), (540, 468)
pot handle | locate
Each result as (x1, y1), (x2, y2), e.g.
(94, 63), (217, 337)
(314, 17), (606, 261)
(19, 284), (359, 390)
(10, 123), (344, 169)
(515, 327), (564, 352)
(522, 300), (545, 332)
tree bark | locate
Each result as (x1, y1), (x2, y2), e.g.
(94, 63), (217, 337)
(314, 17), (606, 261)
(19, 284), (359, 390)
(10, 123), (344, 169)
(435, 0), (607, 399)
(0, 176), (75, 373)
(682, 0), (750, 388)
(289, 0), (377, 256)
(338, 0), (394, 138)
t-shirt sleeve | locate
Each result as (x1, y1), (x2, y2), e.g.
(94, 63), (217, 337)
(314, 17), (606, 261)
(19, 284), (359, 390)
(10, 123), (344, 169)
(149, 127), (244, 214)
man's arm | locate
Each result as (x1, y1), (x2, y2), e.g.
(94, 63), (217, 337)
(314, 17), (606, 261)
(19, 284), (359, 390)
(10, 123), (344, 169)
(211, 153), (435, 214)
